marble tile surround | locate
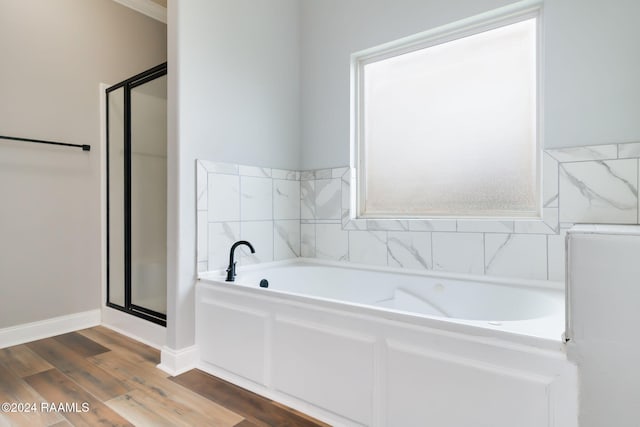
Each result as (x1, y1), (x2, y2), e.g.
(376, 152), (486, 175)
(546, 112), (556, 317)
(197, 160), (301, 272)
(197, 141), (640, 282)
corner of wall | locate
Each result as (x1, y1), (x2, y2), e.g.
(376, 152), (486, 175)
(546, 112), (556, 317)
(158, 344), (199, 376)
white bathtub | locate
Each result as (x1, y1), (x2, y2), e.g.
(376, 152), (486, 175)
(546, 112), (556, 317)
(197, 259), (576, 427)
(216, 260), (564, 340)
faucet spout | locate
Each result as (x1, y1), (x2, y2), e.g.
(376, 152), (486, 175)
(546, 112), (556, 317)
(225, 240), (255, 282)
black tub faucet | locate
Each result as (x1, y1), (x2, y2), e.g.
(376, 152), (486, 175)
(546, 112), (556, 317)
(225, 240), (255, 282)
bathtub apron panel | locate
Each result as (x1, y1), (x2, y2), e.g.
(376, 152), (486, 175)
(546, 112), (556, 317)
(196, 260), (577, 427)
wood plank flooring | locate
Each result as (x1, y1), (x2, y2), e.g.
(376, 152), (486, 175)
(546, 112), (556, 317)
(0, 326), (329, 427)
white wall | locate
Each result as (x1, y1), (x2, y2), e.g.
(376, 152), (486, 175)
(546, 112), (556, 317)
(0, 0), (166, 328)
(175, 0), (300, 170)
(567, 226), (640, 427)
(167, 0), (300, 350)
(299, 0), (640, 169)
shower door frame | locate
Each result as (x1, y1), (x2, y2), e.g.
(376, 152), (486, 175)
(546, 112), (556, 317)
(106, 63), (167, 326)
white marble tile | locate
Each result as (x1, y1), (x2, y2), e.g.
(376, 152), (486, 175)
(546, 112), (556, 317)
(196, 161), (208, 211)
(409, 220), (457, 232)
(545, 208), (560, 233)
(200, 160), (238, 175)
(197, 211), (208, 263)
(239, 165), (271, 178)
(208, 222), (240, 271)
(559, 159), (638, 224)
(272, 168), (299, 180)
(315, 178), (342, 220)
(387, 232), (432, 270)
(197, 261), (208, 273)
(273, 179), (300, 220)
(332, 166), (349, 178)
(316, 224), (348, 261)
(456, 220), (514, 233)
(240, 221), (273, 265)
(240, 176), (273, 221)
(341, 209), (350, 228)
(315, 168), (332, 179)
(484, 234), (547, 280)
(300, 180), (315, 220)
(514, 208), (559, 234)
(343, 213), (367, 231)
(301, 223), (316, 257)
(300, 170), (315, 181)
(349, 231), (387, 266)
(432, 232), (484, 274)
(341, 172), (353, 230)
(367, 220), (409, 231)
(547, 229), (568, 282)
(274, 220), (300, 260)
(341, 171), (351, 211)
(208, 173), (240, 222)
(546, 144), (618, 162)
(618, 142), (640, 159)
(543, 152), (559, 208)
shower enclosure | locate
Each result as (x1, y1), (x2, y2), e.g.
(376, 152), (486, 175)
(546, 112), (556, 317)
(106, 63), (167, 325)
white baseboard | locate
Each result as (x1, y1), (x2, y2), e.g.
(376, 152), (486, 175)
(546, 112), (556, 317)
(101, 306), (166, 349)
(0, 309), (101, 349)
(158, 345), (199, 376)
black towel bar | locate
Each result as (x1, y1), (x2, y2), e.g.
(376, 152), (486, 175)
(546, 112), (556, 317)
(0, 135), (90, 151)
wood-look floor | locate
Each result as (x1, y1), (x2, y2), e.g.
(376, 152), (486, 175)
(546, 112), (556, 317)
(0, 326), (329, 427)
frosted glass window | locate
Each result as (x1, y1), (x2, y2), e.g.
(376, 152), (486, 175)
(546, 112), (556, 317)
(357, 17), (539, 218)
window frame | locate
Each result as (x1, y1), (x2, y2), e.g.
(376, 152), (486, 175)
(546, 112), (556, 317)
(350, 2), (544, 220)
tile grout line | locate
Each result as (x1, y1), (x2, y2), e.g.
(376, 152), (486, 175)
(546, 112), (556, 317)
(556, 160), (561, 226)
(272, 176), (275, 261)
(385, 230), (389, 267)
(238, 173), (243, 264)
(482, 233), (486, 275)
(298, 177), (302, 257)
(546, 235), (550, 280)
(314, 178), (318, 258)
(430, 230), (434, 270)
(205, 173), (209, 267)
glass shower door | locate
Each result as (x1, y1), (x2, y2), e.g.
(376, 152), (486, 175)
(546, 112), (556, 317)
(106, 63), (167, 325)
(130, 75), (167, 317)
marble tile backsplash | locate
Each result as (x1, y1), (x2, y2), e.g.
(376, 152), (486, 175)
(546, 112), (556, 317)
(197, 141), (640, 282)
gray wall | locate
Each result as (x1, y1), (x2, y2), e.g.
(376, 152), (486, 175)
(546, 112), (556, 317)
(176, 0), (301, 170)
(167, 0), (300, 350)
(299, 0), (640, 169)
(0, 0), (166, 328)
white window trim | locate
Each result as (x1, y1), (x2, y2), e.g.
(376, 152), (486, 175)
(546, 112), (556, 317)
(350, 0), (544, 220)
